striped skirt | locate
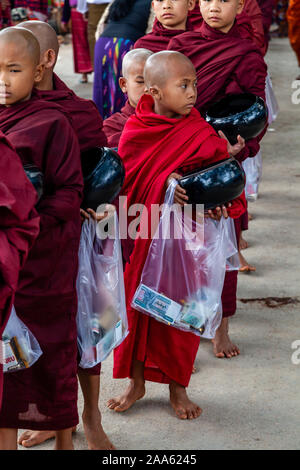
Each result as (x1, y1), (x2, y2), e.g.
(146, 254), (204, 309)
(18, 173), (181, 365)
(93, 37), (134, 119)
(71, 10), (93, 75)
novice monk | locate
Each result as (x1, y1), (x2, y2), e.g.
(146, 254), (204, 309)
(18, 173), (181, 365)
(0, 131), (40, 410)
(168, 0), (267, 359)
(107, 51), (246, 419)
(103, 48), (153, 148)
(0, 27), (83, 451)
(17, 20), (114, 451)
(134, 0), (195, 52)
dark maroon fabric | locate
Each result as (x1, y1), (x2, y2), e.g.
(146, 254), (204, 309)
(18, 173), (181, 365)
(0, 96), (83, 430)
(0, 131), (40, 410)
(134, 18), (193, 52)
(168, 21), (267, 163)
(103, 100), (135, 148)
(221, 217), (242, 318)
(36, 74), (107, 152)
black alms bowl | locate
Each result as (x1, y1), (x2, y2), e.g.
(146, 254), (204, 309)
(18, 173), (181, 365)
(81, 147), (125, 211)
(23, 164), (44, 203)
(179, 157), (245, 210)
(205, 93), (268, 145)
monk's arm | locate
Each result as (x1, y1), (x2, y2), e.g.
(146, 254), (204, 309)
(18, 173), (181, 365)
(37, 117), (83, 229)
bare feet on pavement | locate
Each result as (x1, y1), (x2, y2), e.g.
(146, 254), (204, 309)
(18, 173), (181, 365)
(212, 318), (240, 359)
(18, 428), (76, 448)
(239, 252), (256, 273)
(82, 410), (115, 450)
(169, 382), (202, 420)
(107, 379), (145, 413)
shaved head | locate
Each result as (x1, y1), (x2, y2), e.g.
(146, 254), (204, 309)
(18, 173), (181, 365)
(144, 51), (195, 89)
(122, 48), (153, 78)
(0, 27), (40, 66)
(19, 21), (59, 63)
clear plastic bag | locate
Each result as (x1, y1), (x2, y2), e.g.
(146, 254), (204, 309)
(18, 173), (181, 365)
(223, 217), (240, 271)
(77, 212), (128, 368)
(242, 151), (262, 202)
(132, 180), (229, 339)
(266, 74), (279, 124)
(2, 306), (43, 373)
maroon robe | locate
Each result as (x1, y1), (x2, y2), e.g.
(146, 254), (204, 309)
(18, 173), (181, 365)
(0, 131), (40, 410)
(168, 21), (267, 318)
(0, 95), (83, 430)
(37, 73), (107, 377)
(134, 18), (193, 52)
(36, 73), (107, 152)
(103, 100), (135, 148)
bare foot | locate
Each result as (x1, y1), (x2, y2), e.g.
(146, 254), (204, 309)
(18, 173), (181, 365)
(212, 318), (240, 359)
(248, 213), (254, 221)
(192, 366), (196, 374)
(239, 235), (248, 250)
(18, 427), (76, 448)
(239, 252), (256, 273)
(82, 410), (115, 450)
(107, 379), (145, 413)
(169, 382), (202, 420)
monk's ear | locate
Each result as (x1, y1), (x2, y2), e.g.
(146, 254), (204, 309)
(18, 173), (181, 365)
(148, 85), (161, 100)
(34, 63), (45, 84)
(188, 0), (196, 12)
(44, 49), (56, 69)
(119, 77), (127, 93)
(237, 0), (244, 14)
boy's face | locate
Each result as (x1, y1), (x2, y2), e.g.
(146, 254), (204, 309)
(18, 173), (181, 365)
(200, 0), (244, 33)
(151, 60), (197, 118)
(152, 0), (196, 30)
(119, 60), (147, 108)
(0, 40), (43, 106)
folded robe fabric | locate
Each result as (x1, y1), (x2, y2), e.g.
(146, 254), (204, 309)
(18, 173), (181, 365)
(0, 95), (83, 430)
(113, 94), (246, 387)
(134, 18), (193, 52)
(0, 131), (39, 410)
(103, 100), (135, 148)
(36, 73), (107, 152)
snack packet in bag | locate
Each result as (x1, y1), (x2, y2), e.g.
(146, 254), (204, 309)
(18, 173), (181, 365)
(77, 211), (128, 368)
(2, 306), (43, 373)
(132, 180), (230, 339)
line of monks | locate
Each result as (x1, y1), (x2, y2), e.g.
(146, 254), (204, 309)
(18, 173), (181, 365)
(0, 0), (288, 451)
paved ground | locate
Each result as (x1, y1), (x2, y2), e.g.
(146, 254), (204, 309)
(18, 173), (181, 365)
(21, 36), (300, 450)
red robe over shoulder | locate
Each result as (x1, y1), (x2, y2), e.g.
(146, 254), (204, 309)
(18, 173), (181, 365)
(113, 94), (246, 387)
(36, 73), (107, 152)
(0, 131), (39, 410)
(134, 18), (193, 52)
(103, 100), (135, 148)
(0, 95), (83, 430)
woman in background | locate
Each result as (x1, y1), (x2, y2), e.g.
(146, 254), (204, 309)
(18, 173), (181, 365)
(93, 0), (151, 119)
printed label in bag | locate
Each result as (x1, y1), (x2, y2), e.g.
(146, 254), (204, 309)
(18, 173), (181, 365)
(3, 339), (20, 372)
(133, 284), (182, 324)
